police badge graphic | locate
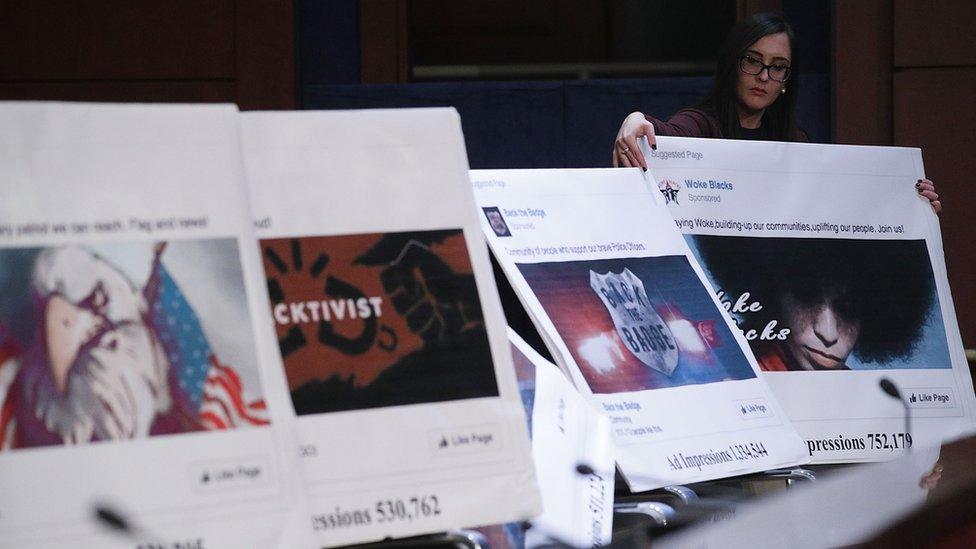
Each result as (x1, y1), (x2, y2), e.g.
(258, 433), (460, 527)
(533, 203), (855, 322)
(589, 268), (679, 376)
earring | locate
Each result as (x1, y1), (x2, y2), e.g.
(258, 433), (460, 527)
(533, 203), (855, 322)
(781, 88), (787, 94)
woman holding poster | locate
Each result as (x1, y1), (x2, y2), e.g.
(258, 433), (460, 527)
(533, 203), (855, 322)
(610, 12), (941, 213)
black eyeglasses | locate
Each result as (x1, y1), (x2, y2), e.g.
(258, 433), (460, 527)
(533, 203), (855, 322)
(738, 55), (791, 82)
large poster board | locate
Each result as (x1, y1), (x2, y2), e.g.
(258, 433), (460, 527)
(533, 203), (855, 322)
(240, 108), (541, 546)
(643, 135), (976, 463)
(0, 102), (303, 547)
(471, 168), (808, 490)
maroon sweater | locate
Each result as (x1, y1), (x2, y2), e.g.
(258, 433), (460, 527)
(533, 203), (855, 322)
(644, 107), (808, 142)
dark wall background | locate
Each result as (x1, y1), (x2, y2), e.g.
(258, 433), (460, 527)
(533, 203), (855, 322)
(835, 0), (976, 349)
(0, 1), (296, 109)
(299, 0), (831, 168)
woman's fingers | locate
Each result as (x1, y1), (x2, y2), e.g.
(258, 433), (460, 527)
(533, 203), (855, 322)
(920, 190), (941, 212)
(638, 120), (657, 170)
(613, 112), (655, 169)
(916, 179), (941, 213)
(618, 151), (633, 168)
(623, 135), (647, 171)
(613, 136), (648, 170)
(647, 134), (657, 151)
(614, 137), (635, 168)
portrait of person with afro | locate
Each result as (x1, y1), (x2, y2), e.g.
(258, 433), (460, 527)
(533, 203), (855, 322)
(690, 236), (942, 372)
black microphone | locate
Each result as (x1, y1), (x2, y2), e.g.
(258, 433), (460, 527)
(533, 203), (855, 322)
(95, 506), (130, 533)
(576, 462), (596, 476)
(879, 377), (912, 452)
(94, 503), (164, 545)
(879, 378), (900, 400)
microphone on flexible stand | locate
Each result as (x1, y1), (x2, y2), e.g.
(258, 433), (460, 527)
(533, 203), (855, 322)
(879, 377), (912, 451)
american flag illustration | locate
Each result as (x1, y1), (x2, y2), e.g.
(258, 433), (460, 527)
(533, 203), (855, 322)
(145, 243), (269, 429)
(0, 328), (19, 449)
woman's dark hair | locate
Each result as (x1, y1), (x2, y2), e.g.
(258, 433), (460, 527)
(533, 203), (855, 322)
(697, 12), (800, 141)
(692, 236), (937, 364)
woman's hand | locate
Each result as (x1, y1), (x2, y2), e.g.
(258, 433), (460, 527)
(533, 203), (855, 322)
(916, 178), (941, 214)
(612, 111), (656, 170)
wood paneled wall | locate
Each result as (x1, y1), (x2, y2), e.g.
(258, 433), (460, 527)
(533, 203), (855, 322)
(0, 1), (295, 109)
(835, 0), (976, 346)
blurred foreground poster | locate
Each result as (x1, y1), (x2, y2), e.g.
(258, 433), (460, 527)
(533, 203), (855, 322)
(241, 109), (541, 547)
(0, 102), (304, 548)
